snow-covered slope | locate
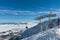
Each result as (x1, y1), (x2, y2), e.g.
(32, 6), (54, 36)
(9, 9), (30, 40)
(9, 19), (59, 40)
(10, 27), (60, 40)
(22, 27), (60, 40)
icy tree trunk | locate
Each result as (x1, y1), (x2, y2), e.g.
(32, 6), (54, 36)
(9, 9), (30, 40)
(40, 19), (43, 32)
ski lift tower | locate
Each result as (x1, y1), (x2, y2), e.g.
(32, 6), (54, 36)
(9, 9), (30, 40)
(35, 16), (45, 32)
(46, 13), (56, 30)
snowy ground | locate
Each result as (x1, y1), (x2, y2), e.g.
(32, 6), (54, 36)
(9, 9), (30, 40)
(22, 26), (60, 40)
(0, 23), (60, 40)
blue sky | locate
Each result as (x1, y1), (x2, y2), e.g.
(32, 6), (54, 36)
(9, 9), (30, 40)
(0, 0), (60, 23)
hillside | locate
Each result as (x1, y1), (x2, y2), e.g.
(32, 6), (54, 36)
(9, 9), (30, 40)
(9, 18), (59, 40)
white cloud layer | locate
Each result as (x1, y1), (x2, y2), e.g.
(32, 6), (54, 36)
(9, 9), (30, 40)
(0, 8), (59, 16)
(0, 10), (36, 15)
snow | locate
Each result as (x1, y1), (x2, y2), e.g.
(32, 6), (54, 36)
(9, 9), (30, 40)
(56, 28), (60, 35)
(9, 19), (59, 40)
(0, 22), (37, 36)
(22, 27), (60, 40)
(0, 19), (59, 40)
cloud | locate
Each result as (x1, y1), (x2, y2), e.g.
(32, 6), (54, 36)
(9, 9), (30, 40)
(38, 11), (50, 14)
(0, 8), (60, 16)
(38, 8), (60, 14)
(0, 10), (36, 15)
